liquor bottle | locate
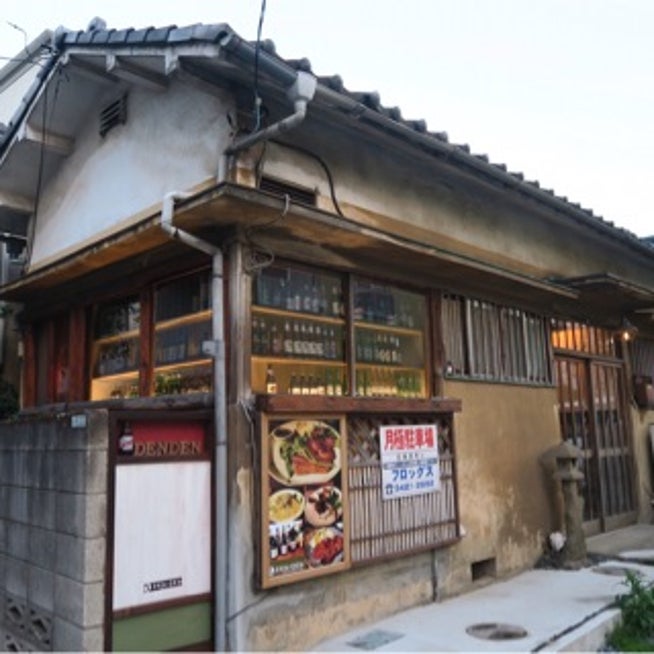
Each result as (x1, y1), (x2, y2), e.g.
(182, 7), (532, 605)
(307, 323), (316, 356)
(311, 280), (320, 314)
(271, 323), (282, 355)
(293, 321), (302, 356)
(290, 374), (301, 395)
(328, 328), (338, 360)
(315, 325), (324, 358)
(302, 279), (312, 313)
(300, 322), (310, 356)
(259, 318), (269, 354)
(283, 320), (293, 355)
(270, 532), (279, 560)
(251, 318), (260, 355)
(331, 283), (341, 317)
(318, 279), (328, 315)
(325, 368), (335, 396)
(288, 525), (298, 552)
(315, 373), (325, 396)
(299, 375), (309, 395)
(265, 364), (278, 394)
(280, 528), (288, 556)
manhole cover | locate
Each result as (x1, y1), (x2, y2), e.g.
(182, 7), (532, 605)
(592, 565), (643, 577)
(347, 629), (404, 651)
(466, 622), (528, 640)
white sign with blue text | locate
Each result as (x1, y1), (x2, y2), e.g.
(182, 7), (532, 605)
(380, 424), (440, 500)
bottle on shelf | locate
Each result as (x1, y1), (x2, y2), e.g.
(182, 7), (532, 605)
(265, 364), (278, 394)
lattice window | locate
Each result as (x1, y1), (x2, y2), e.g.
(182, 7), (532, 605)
(442, 294), (552, 385)
(347, 413), (458, 563)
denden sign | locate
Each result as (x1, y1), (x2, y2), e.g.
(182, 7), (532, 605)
(118, 421), (207, 458)
(380, 424), (440, 500)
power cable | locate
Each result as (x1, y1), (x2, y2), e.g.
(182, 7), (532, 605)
(270, 139), (345, 217)
(252, 0), (267, 132)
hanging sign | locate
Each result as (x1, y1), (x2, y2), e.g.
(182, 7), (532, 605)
(261, 415), (349, 588)
(380, 423), (440, 500)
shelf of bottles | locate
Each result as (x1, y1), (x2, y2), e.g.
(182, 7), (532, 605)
(90, 296), (141, 400)
(353, 279), (427, 398)
(251, 264), (347, 395)
(153, 271), (213, 395)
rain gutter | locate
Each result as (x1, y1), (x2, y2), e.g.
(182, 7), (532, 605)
(160, 191), (228, 652)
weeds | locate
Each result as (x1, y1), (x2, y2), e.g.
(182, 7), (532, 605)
(607, 570), (654, 651)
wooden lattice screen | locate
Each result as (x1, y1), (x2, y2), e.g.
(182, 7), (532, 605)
(347, 414), (459, 563)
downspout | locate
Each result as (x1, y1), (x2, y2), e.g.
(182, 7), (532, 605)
(160, 192), (228, 653)
(224, 70), (317, 156)
(160, 60), (316, 652)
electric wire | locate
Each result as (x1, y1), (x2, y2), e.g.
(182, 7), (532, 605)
(24, 60), (65, 267)
(252, 0), (267, 132)
(270, 139), (345, 218)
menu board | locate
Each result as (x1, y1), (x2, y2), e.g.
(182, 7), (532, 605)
(260, 415), (349, 588)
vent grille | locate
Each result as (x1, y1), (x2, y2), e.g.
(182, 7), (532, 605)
(259, 176), (316, 206)
(100, 94), (127, 137)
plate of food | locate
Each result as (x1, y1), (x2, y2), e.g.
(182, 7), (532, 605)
(269, 420), (341, 486)
(304, 485), (343, 527)
(268, 489), (305, 524)
(305, 527), (344, 567)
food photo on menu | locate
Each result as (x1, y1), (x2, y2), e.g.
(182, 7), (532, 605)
(266, 419), (346, 578)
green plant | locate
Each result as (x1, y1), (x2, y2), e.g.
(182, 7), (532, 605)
(608, 571), (654, 651)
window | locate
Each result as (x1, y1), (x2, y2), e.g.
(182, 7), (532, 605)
(550, 318), (616, 358)
(89, 270), (213, 400)
(250, 264), (429, 398)
(442, 294), (552, 385)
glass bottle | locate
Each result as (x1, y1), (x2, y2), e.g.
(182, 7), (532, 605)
(271, 323), (282, 355)
(283, 320), (293, 355)
(265, 364), (278, 394)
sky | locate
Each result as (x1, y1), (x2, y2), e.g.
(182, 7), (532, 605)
(2, 0), (653, 237)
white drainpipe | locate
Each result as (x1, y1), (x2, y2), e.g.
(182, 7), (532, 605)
(160, 192), (228, 652)
(159, 66), (316, 653)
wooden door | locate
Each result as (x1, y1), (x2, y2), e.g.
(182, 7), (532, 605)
(555, 357), (635, 534)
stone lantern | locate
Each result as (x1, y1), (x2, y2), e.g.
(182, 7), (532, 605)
(548, 440), (587, 565)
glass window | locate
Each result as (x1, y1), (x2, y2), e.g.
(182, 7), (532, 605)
(153, 271), (213, 395)
(442, 293), (552, 385)
(251, 264), (346, 395)
(90, 296), (141, 400)
(353, 279), (428, 398)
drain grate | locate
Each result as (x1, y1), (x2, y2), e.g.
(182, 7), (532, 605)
(466, 622), (528, 641)
(347, 629), (404, 650)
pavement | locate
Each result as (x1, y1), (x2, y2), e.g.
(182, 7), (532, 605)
(313, 524), (654, 652)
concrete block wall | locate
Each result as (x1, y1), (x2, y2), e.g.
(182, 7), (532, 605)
(0, 409), (109, 651)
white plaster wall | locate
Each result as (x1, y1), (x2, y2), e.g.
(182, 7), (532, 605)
(29, 79), (234, 268)
(0, 64), (40, 125)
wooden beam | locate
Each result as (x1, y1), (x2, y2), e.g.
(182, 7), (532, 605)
(62, 52), (120, 84)
(0, 191), (33, 214)
(18, 123), (74, 156)
(106, 54), (169, 91)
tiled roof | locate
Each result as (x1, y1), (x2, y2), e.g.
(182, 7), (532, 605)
(3, 20), (648, 250)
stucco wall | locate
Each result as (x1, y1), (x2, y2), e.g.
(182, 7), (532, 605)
(436, 381), (561, 595)
(630, 407), (654, 523)
(29, 79), (235, 269)
(227, 383), (561, 651)
(0, 409), (108, 651)
(262, 126), (654, 292)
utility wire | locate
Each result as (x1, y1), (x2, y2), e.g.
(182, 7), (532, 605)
(252, 0), (267, 132)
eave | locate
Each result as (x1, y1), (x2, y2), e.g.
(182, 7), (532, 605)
(1, 183), (578, 315)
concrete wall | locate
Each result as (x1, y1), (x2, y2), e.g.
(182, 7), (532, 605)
(239, 545), (434, 652)
(0, 409), (108, 651)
